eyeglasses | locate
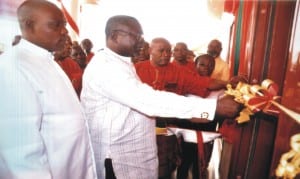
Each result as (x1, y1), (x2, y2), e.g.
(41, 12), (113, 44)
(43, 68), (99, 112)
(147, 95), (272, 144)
(113, 29), (143, 42)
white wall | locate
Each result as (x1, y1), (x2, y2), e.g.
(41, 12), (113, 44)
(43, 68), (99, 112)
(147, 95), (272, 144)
(79, 0), (234, 59)
(0, 0), (234, 60)
(0, 16), (20, 53)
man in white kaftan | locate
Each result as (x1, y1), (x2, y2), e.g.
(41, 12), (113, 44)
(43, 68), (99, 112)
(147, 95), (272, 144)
(0, 1), (96, 178)
(0, 37), (96, 179)
(81, 15), (241, 179)
(81, 47), (217, 179)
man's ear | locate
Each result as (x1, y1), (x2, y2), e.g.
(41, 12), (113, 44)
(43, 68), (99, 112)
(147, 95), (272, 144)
(110, 31), (119, 43)
(24, 19), (34, 32)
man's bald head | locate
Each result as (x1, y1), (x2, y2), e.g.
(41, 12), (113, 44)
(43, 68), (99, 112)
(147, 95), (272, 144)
(149, 37), (172, 67)
(173, 42), (189, 63)
(150, 38), (171, 48)
(207, 39), (222, 58)
(16, 0), (68, 52)
(174, 42), (188, 50)
(17, 0), (60, 30)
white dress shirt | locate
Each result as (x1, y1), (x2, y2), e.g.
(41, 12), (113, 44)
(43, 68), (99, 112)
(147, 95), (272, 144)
(0, 39), (97, 179)
(81, 47), (217, 179)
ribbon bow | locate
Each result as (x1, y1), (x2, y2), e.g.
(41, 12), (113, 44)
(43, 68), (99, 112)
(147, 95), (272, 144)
(276, 134), (300, 178)
(226, 79), (300, 123)
(225, 79), (280, 123)
(243, 79), (280, 115)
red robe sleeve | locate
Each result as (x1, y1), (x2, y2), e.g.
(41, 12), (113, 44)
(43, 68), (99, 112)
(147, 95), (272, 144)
(135, 61), (210, 97)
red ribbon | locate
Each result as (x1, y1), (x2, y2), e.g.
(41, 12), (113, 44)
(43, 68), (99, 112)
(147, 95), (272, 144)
(57, 0), (80, 36)
(247, 80), (280, 115)
(196, 131), (207, 178)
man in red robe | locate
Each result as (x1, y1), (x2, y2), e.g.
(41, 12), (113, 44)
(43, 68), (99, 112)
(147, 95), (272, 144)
(171, 42), (196, 73)
(135, 37), (228, 179)
(54, 35), (83, 97)
(135, 38), (227, 97)
(80, 38), (95, 64)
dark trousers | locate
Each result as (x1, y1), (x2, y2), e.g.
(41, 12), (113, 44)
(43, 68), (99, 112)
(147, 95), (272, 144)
(176, 141), (214, 179)
(157, 135), (181, 179)
(105, 158), (117, 179)
(176, 142), (199, 179)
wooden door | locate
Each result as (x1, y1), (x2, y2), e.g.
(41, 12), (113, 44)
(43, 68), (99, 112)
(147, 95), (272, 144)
(221, 1), (297, 178)
(270, 0), (300, 178)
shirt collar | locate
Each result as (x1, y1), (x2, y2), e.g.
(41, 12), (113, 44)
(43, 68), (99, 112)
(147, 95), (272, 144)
(18, 38), (54, 60)
(104, 47), (132, 65)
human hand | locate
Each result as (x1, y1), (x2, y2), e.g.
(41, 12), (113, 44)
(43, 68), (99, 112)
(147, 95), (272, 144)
(215, 94), (244, 119)
(229, 75), (248, 89)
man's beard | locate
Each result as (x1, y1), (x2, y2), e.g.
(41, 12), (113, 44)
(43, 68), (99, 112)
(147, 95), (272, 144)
(207, 51), (219, 58)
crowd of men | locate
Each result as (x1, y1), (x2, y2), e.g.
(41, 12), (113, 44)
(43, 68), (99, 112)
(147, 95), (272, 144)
(0, 0), (243, 179)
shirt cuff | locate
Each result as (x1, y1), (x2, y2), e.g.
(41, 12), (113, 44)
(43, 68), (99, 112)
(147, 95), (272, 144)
(188, 95), (217, 121)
